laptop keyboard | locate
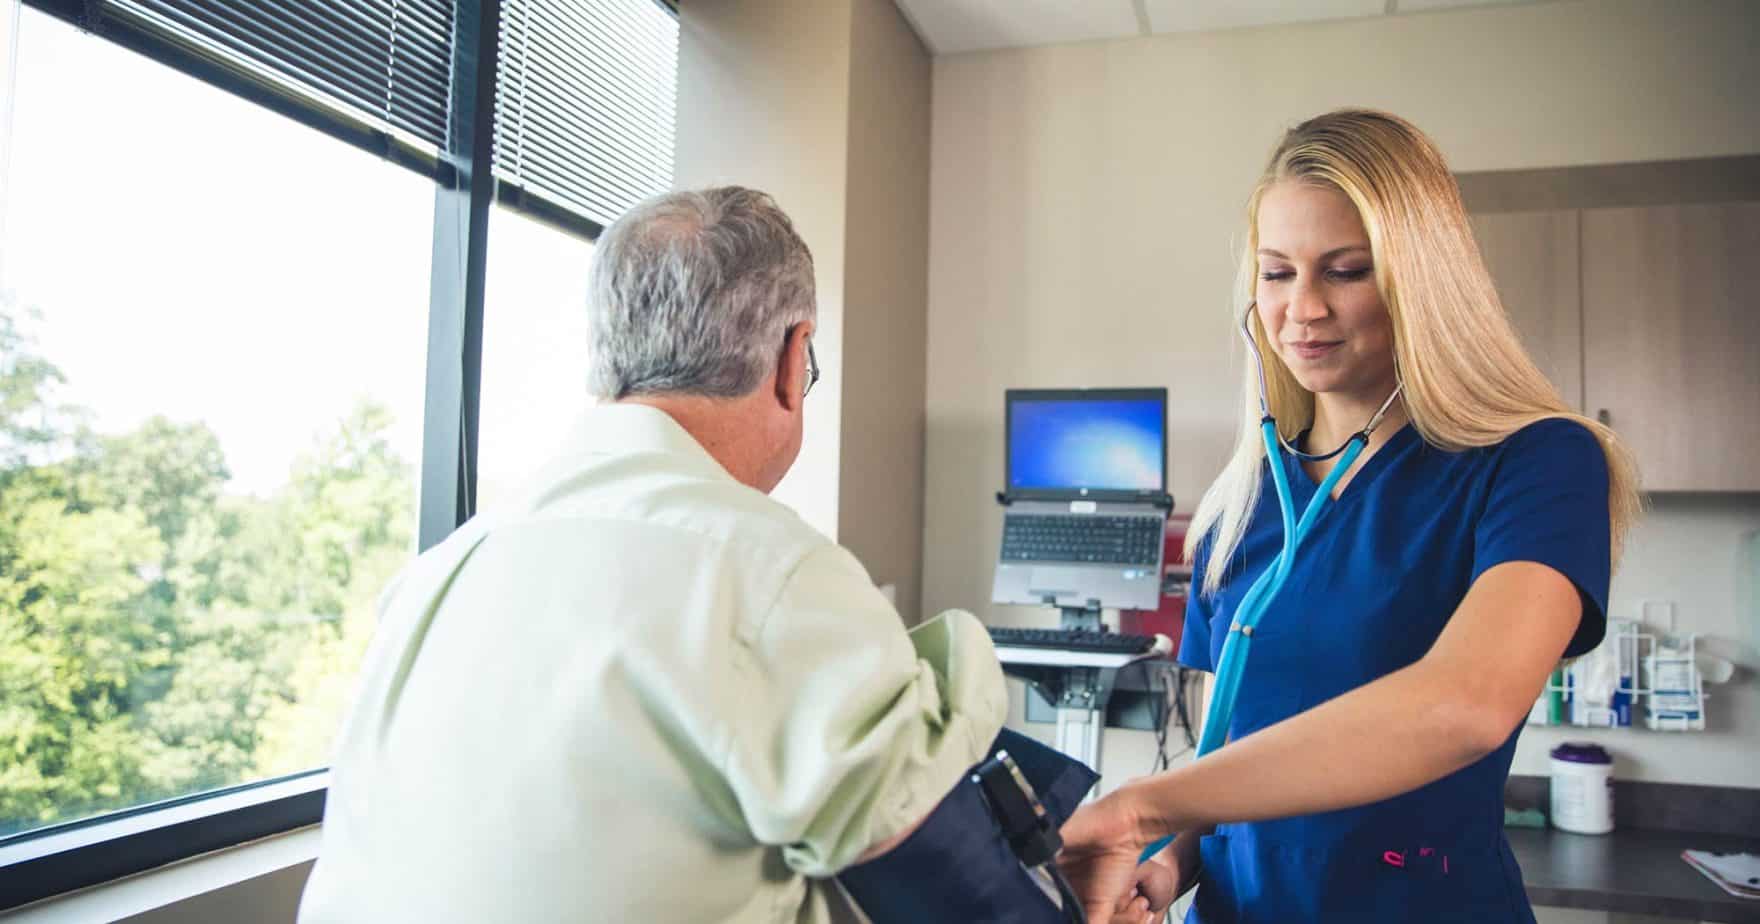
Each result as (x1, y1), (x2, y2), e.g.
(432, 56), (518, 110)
(1000, 514), (1162, 565)
(987, 626), (1159, 654)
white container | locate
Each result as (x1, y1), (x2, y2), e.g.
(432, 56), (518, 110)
(1549, 742), (1614, 835)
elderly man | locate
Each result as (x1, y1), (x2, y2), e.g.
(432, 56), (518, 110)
(297, 187), (1006, 923)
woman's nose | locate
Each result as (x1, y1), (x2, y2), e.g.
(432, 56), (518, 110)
(1286, 279), (1330, 325)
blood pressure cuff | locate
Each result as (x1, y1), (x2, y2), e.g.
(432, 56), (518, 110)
(837, 728), (1099, 923)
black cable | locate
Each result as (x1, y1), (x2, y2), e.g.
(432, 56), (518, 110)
(1150, 667), (1205, 775)
(1150, 672), (1170, 773)
(1174, 666), (1197, 750)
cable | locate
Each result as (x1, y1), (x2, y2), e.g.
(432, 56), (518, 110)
(459, 402), (474, 520)
(0, 0), (19, 292)
(1149, 667), (1199, 775)
(1149, 670), (1170, 773)
(1174, 666), (1197, 750)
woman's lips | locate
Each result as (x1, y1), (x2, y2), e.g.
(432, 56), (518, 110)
(1287, 340), (1342, 360)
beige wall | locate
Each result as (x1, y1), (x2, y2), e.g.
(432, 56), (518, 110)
(923, 0), (1760, 789)
(676, 0), (934, 620)
(674, 0), (855, 541)
(839, 0), (933, 622)
(113, 863), (311, 924)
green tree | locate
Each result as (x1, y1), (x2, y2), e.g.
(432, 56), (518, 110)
(1, 296), (414, 836)
(78, 417), (231, 566)
(250, 400), (413, 776)
(0, 449), (173, 829)
(0, 301), (183, 829)
(0, 298), (71, 469)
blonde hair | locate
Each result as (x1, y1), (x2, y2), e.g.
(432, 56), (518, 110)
(1187, 109), (1641, 593)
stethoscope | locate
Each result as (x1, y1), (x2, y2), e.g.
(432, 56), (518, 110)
(1138, 303), (1401, 863)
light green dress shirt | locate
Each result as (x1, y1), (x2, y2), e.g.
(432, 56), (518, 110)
(299, 404), (1007, 923)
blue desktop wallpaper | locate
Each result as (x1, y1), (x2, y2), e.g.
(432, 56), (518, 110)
(1008, 398), (1164, 491)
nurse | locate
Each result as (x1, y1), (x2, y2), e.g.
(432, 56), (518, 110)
(1056, 108), (1642, 923)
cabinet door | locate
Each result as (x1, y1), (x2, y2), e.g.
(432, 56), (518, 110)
(1581, 202), (1760, 491)
(1471, 210), (1583, 409)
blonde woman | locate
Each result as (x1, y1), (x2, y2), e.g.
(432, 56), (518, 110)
(1056, 109), (1641, 923)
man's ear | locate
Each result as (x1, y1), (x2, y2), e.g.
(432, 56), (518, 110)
(774, 321), (815, 412)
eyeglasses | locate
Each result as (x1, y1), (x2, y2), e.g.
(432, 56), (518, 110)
(804, 338), (821, 398)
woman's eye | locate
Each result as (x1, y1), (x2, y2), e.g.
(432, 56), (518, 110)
(1259, 270), (1294, 282)
(1328, 267), (1373, 281)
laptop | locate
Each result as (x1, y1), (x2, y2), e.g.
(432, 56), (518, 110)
(991, 388), (1171, 612)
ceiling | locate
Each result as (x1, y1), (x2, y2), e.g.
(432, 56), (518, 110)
(892, 0), (1549, 55)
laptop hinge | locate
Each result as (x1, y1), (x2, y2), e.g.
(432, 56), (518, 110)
(1059, 604), (1104, 632)
(998, 491), (1175, 510)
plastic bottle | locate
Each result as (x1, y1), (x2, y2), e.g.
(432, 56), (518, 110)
(1549, 742), (1614, 835)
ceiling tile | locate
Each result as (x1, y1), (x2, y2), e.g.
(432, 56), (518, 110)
(1143, 0), (1386, 34)
(893, 0), (1143, 55)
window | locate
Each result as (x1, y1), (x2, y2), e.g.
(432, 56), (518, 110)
(0, 7), (430, 839)
(475, 206), (596, 514)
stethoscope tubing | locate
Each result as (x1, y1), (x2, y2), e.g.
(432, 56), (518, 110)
(1136, 425), (1363, 863)
(1132, 303), (1398, 864)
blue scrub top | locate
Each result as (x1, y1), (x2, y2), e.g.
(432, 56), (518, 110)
(1177, 418), (1611, 923)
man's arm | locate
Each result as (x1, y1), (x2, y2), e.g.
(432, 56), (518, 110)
(720, 543), (1008, 877)
(856, 816), (925, 863)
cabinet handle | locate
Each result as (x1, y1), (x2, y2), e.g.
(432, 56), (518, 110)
(1596, 409), (1612, 426)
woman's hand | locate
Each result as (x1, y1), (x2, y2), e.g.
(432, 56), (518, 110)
(1104, 856), (1175, 923)
(1057, 786), (1154, 922)
(1162, 825), (1204, 902)
(1100, 823), (1205, 923)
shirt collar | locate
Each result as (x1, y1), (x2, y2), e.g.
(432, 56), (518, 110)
(551, 402), (734, 481)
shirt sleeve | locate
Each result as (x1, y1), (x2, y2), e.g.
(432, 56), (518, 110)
(720, 544), (1008, 878)
(1176, 540), (1216, 672)
(1471, 418), (1612, 658)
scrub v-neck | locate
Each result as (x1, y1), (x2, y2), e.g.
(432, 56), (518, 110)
(1284, 421), (1418, 506)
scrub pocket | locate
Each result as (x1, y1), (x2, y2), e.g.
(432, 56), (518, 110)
(1189, 832), (1239, 922)
(1188, 830), (1535, 923)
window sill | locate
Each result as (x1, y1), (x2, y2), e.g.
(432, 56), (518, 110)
(0, 773), (326, 914)
(0, 824), (318, 923)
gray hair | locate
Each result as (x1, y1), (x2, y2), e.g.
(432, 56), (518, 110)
(587, 186), (816, 399)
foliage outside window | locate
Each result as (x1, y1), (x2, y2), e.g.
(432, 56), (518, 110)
(0, 8), (427, 839)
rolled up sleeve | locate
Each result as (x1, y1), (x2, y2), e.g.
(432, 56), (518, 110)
(720, 544), (1007, 877)
(1471, 419), (1612, 658)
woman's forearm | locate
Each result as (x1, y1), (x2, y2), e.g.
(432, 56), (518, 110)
(1129, 562), (1579, 840)
(1128, 657), (1500, 840)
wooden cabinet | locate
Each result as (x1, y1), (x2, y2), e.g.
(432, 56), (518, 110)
(1580, 203), (1760, 492)
(1472, 201), (1760, 492)
(1472, 210), (1584, 410)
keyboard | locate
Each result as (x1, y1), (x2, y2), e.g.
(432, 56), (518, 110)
(1000, 513), (1162, 565)
(987, 626), (1159, 655)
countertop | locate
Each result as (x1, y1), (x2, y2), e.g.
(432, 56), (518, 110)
(1509, 827), (1760, 923)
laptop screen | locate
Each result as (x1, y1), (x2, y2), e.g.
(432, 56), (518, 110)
(1006, 389), (1167, 495)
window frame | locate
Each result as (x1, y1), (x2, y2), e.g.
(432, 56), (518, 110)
(0, 773), (328, 910)
(1, 0), (670, 909)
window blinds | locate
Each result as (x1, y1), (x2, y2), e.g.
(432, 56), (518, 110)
(494, 0), (676, 229)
